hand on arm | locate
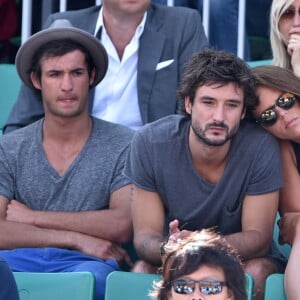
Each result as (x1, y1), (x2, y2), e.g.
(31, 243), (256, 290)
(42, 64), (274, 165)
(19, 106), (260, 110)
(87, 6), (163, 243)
(224, 191), (279, 260)
(6, 185), (133, 244)
(72, 233), (132, 266)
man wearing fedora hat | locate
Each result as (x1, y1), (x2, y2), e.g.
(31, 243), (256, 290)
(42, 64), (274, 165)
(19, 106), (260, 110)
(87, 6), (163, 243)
(3, 0), (208, 133)
(0, 19), (134, 300)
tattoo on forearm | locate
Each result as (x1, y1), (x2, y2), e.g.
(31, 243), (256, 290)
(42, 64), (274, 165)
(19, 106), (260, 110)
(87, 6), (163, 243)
(130, 185), (134, 202)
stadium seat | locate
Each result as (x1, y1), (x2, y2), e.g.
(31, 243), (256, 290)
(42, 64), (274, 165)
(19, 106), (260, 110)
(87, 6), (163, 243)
(247, 59), (272, 68)
(0, 64), (21, 134)
(105, 271), (160, 300)
(14, 271), (95, 300)
(264, 273), (287, 300)
(105, 271), (254, 300)
(246, 272), (254, 300)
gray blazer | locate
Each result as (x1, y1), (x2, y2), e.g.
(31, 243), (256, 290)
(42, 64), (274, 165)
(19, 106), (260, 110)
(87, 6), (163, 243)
(4, 4), (208, 133)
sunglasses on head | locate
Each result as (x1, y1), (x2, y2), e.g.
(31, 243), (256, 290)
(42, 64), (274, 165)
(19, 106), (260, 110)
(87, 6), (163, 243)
(171, 279), (227, 295)
(255, 92), (297, 127)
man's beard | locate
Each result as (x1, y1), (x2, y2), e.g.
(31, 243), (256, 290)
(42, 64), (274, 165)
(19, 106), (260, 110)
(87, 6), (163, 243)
(191, 121), (239, 146)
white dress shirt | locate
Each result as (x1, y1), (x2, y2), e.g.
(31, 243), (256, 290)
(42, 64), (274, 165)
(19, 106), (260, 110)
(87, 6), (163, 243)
(92, 8), (147, 130)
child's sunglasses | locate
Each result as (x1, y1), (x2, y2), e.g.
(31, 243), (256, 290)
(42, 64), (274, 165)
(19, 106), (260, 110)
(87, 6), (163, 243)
(171, 279), (227, 295)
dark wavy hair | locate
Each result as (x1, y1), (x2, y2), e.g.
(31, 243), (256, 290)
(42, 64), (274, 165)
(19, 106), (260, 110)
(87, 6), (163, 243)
(29, 39), (94, 87)
(177, 49), (258, 118)
(150, 229), (247, 300)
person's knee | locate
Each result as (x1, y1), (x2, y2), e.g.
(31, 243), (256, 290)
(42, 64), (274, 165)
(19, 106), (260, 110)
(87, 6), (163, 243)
(243, 258), (278, 300)
(244, 257), (278, 282)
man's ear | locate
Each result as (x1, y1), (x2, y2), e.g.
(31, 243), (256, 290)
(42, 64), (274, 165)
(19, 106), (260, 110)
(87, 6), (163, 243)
(30, 72), (42, 90)
(241, 107), (246, 120)
(89, 68), (96, 87)
(185, 97), (192, 115)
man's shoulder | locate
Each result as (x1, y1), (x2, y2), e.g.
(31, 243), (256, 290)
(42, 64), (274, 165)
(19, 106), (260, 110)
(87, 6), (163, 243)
(137, 115), (188, 142)
(147, 3), (200, 24)
(0, 121), (40, 156)
(45, 6), (100, 30)
(92, 118), (135, 141)
(149, 3), (199, 17)
(50, 5), (100, 19)
(235, 120), (279, 151)
(1, 121), (39, 142)
(239, 120), (277, 140)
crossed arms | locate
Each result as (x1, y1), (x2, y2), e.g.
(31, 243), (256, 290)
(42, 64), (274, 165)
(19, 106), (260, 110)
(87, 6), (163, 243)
(0, 185), (132, 264)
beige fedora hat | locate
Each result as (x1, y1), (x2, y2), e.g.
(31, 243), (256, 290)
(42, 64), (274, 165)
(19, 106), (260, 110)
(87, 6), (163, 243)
(15, 19), (108, 89)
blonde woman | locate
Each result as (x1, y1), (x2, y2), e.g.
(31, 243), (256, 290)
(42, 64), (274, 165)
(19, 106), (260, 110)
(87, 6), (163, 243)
(270, 0), (300, 75)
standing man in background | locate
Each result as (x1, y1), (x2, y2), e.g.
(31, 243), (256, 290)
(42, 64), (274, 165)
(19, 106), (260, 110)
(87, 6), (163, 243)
(4, 0), (208, 133)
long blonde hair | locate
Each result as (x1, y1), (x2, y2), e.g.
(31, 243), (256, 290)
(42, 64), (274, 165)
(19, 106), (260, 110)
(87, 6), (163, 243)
(270, 0), (294, 69)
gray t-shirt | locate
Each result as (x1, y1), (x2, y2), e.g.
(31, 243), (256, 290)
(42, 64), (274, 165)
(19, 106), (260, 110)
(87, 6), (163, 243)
(124, 115), (283, 235)
(0, 117), (134, 211)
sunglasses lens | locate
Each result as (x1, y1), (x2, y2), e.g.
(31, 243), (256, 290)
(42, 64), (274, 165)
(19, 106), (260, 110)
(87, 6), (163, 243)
(257, 109), (278, 126)
(277, 94), (296, 109)
(257, 93), (297, 127)
(200, 285), (223, 295)
(172, 280), (224, 295)
(173, 281), (194, 294)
